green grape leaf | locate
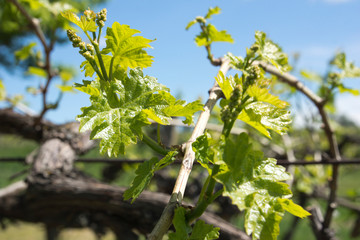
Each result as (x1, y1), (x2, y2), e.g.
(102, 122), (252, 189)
(204, 6), (221, 19)
(238, 102), (291, 138)
(168, 207), (191, 240)
(300, 70), (323, 83)
(74, 80), (100, 96)
(77, 68), (201, 156)
(124, 151), (177, 203)
(142, 90), (203, 125)
(190, 220), (220, 240)
(213, 133), (305, 240)
(244, 195), (283, 240)
(80, 54), (112, 78)
(331, 52), (360, 78)
(185, 19), (197, 30)
(14, 42), (36, 62)
(56, 85), (75, 93)
(161, 95), (203, 125)
(168, 207), (219, 240)
(59, 69), (74, 82)
(0, 80), (6, 101)
(338, 84), (360, 96)
(102, 22), (154, 70)
(195, 24), (234, 47)
(61, 10), (97, 32)
(277, 199), (311, 218)
(215, 71), (236, 99)
(77, 69), (168, 156)
(26, 66), (47, 78)
(246, 85), (289, 109)
(192, 133), (224, 174)
(254, 31), (289, 72)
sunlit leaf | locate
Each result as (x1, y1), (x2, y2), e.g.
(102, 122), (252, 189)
(27, 66), (47, 78)
(195, 24), (234, 47)
(254, 31), (290, 72)
(14, 42), (36, 62)
(246, 85), (289, 109)
(103, 22), (154, 70)
(215, 71), (236, 99)
(190, 220), (220, 240)
(56, 85), (75, 93)
(238, 102), (291, 138)
(212, 133), (303, 240)
(0, 80), (6, 101)
(338, 84), (360, 96)
(77, 68), (202, 156)
(61, 10), (97, 32)
(204, 6), (221, 19)
(278, 199), (311, 218)
(124, 151), (177, 202)
(168, 207), (191, 240)
(300, 70), (323, 83)
(74, 80), (100, 96)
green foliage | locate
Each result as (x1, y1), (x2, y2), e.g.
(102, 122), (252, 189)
(237, 102), (291, 138)
(76, 68), (201, 156)
(215, 32), (292, 139)
(14, 42), (36, 62)
(124, 151), (178, 202)
(252, 31), (290, 72)
(102, 22), (154, 70)
(26, 66), (47, 78)
(65, 10), (203, 157)
(0, 80), (6, 101)
(193, 133), (310, 240)
(65, 7), (312, 240)
(204, 6), (221, 20)
(169, 207), (220, 240)
(195, 24), (234, 47)
(298, 52), (360, 114)
(61, 10), (97, 32)
(186, 6), (234, 47)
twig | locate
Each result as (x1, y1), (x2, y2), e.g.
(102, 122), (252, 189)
(257, 61), (342, 237)
(6, 0), (48, 52)
(148, 59), (230, 240)
(7, 0), (57, 122)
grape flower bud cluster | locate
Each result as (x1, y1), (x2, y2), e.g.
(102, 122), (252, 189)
(66, 29), (95, 61)
(221, 84), (243, 123)
(96, 9), (107, 28)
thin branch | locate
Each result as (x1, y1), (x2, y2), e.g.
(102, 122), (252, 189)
(148, 59), (230, 240)
(7, 0), (58, 122)
(7, 0), (49, 52)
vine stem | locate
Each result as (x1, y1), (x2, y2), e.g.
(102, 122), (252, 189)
(256, 60), (341, 238)
(142, 133), (169, 156)
(85, 32), (108, 81)
(148, 59), (230, 240)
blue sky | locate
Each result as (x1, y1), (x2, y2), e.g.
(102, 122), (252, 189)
(2, 0), (360, 124)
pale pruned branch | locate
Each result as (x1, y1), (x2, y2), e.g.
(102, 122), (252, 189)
(0, 180), (27, 199)
(148, 59), (230, 240)
(256, 60), (342, 237)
